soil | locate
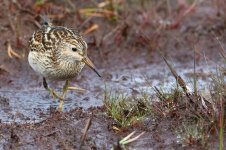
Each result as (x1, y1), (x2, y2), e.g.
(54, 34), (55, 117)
(0, 0), (226, 149)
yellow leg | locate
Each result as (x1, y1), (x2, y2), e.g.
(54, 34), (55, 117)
(47, 88), (62, 101)
(58, 80), (69, 111)
(43, 78), (71, 111)
(43, 77), (62, 100)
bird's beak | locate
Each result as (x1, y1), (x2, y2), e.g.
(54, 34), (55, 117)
(82, 57), (101, 77)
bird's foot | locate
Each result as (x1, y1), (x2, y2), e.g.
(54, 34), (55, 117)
(58, 98), (64, 112)
(57, 81), (69, 111)
(48, 88), (63, 101)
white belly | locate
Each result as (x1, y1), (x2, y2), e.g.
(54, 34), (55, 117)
(28, 51), (48, 77)
(28, 51), (84, 80)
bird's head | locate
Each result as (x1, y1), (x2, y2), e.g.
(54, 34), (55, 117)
(57, 29), (101, 77)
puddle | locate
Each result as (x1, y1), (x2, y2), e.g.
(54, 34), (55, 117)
(0, 60), (218, 123)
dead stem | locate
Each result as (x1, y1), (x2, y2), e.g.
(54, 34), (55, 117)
(79, 117), (92, 150)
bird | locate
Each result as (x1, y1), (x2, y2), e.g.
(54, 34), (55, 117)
(28, 21), (101, 111)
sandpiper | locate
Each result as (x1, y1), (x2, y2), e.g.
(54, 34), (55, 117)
(28, 21), (101, 111)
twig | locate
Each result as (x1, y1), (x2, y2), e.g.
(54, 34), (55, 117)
(7, 42), (22, 59)
(111, 131), (145, 150)
(157, 50), (197, 106)
(84, 24), (99, 35)
(120, 131), (136, 144)
(68, 86), (86, 93)
(158, 50), (190, 94)
(119, 131), (145, 146)
(79, 117), (92, 150)
(122, 132), (145, 144)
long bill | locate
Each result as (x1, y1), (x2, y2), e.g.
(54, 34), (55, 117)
(82, 57), (101, 77)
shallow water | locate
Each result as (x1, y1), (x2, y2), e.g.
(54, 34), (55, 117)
(0, 60), (217, 123)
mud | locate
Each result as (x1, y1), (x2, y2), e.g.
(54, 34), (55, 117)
(0, 109), (186, 149)
(0, 0), (226, 149)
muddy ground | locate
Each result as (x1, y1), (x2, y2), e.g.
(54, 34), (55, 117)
(0, 0), (226, 149)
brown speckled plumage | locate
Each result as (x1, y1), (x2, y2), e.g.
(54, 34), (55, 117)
(28, 22), (100, 111)
(28, 24), (88, 80)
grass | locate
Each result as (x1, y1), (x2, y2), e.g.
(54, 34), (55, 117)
(214, 39), (226, 150)
(153, 86), (183, 117)
(153, 53), (225, 147)
(103, 52), (226, 148)
(103, 88), (152, 130)
(219, 95), (224, 150)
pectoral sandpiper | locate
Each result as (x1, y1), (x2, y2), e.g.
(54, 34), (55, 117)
(28, 21), (101, 111)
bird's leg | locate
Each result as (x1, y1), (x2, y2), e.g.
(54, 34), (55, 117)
(62, 80), (69, 99)
(58, 80), (69, 111)
(43, 77), (61, 101)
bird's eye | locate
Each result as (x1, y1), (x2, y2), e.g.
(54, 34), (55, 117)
(72, 48), (78, 52)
